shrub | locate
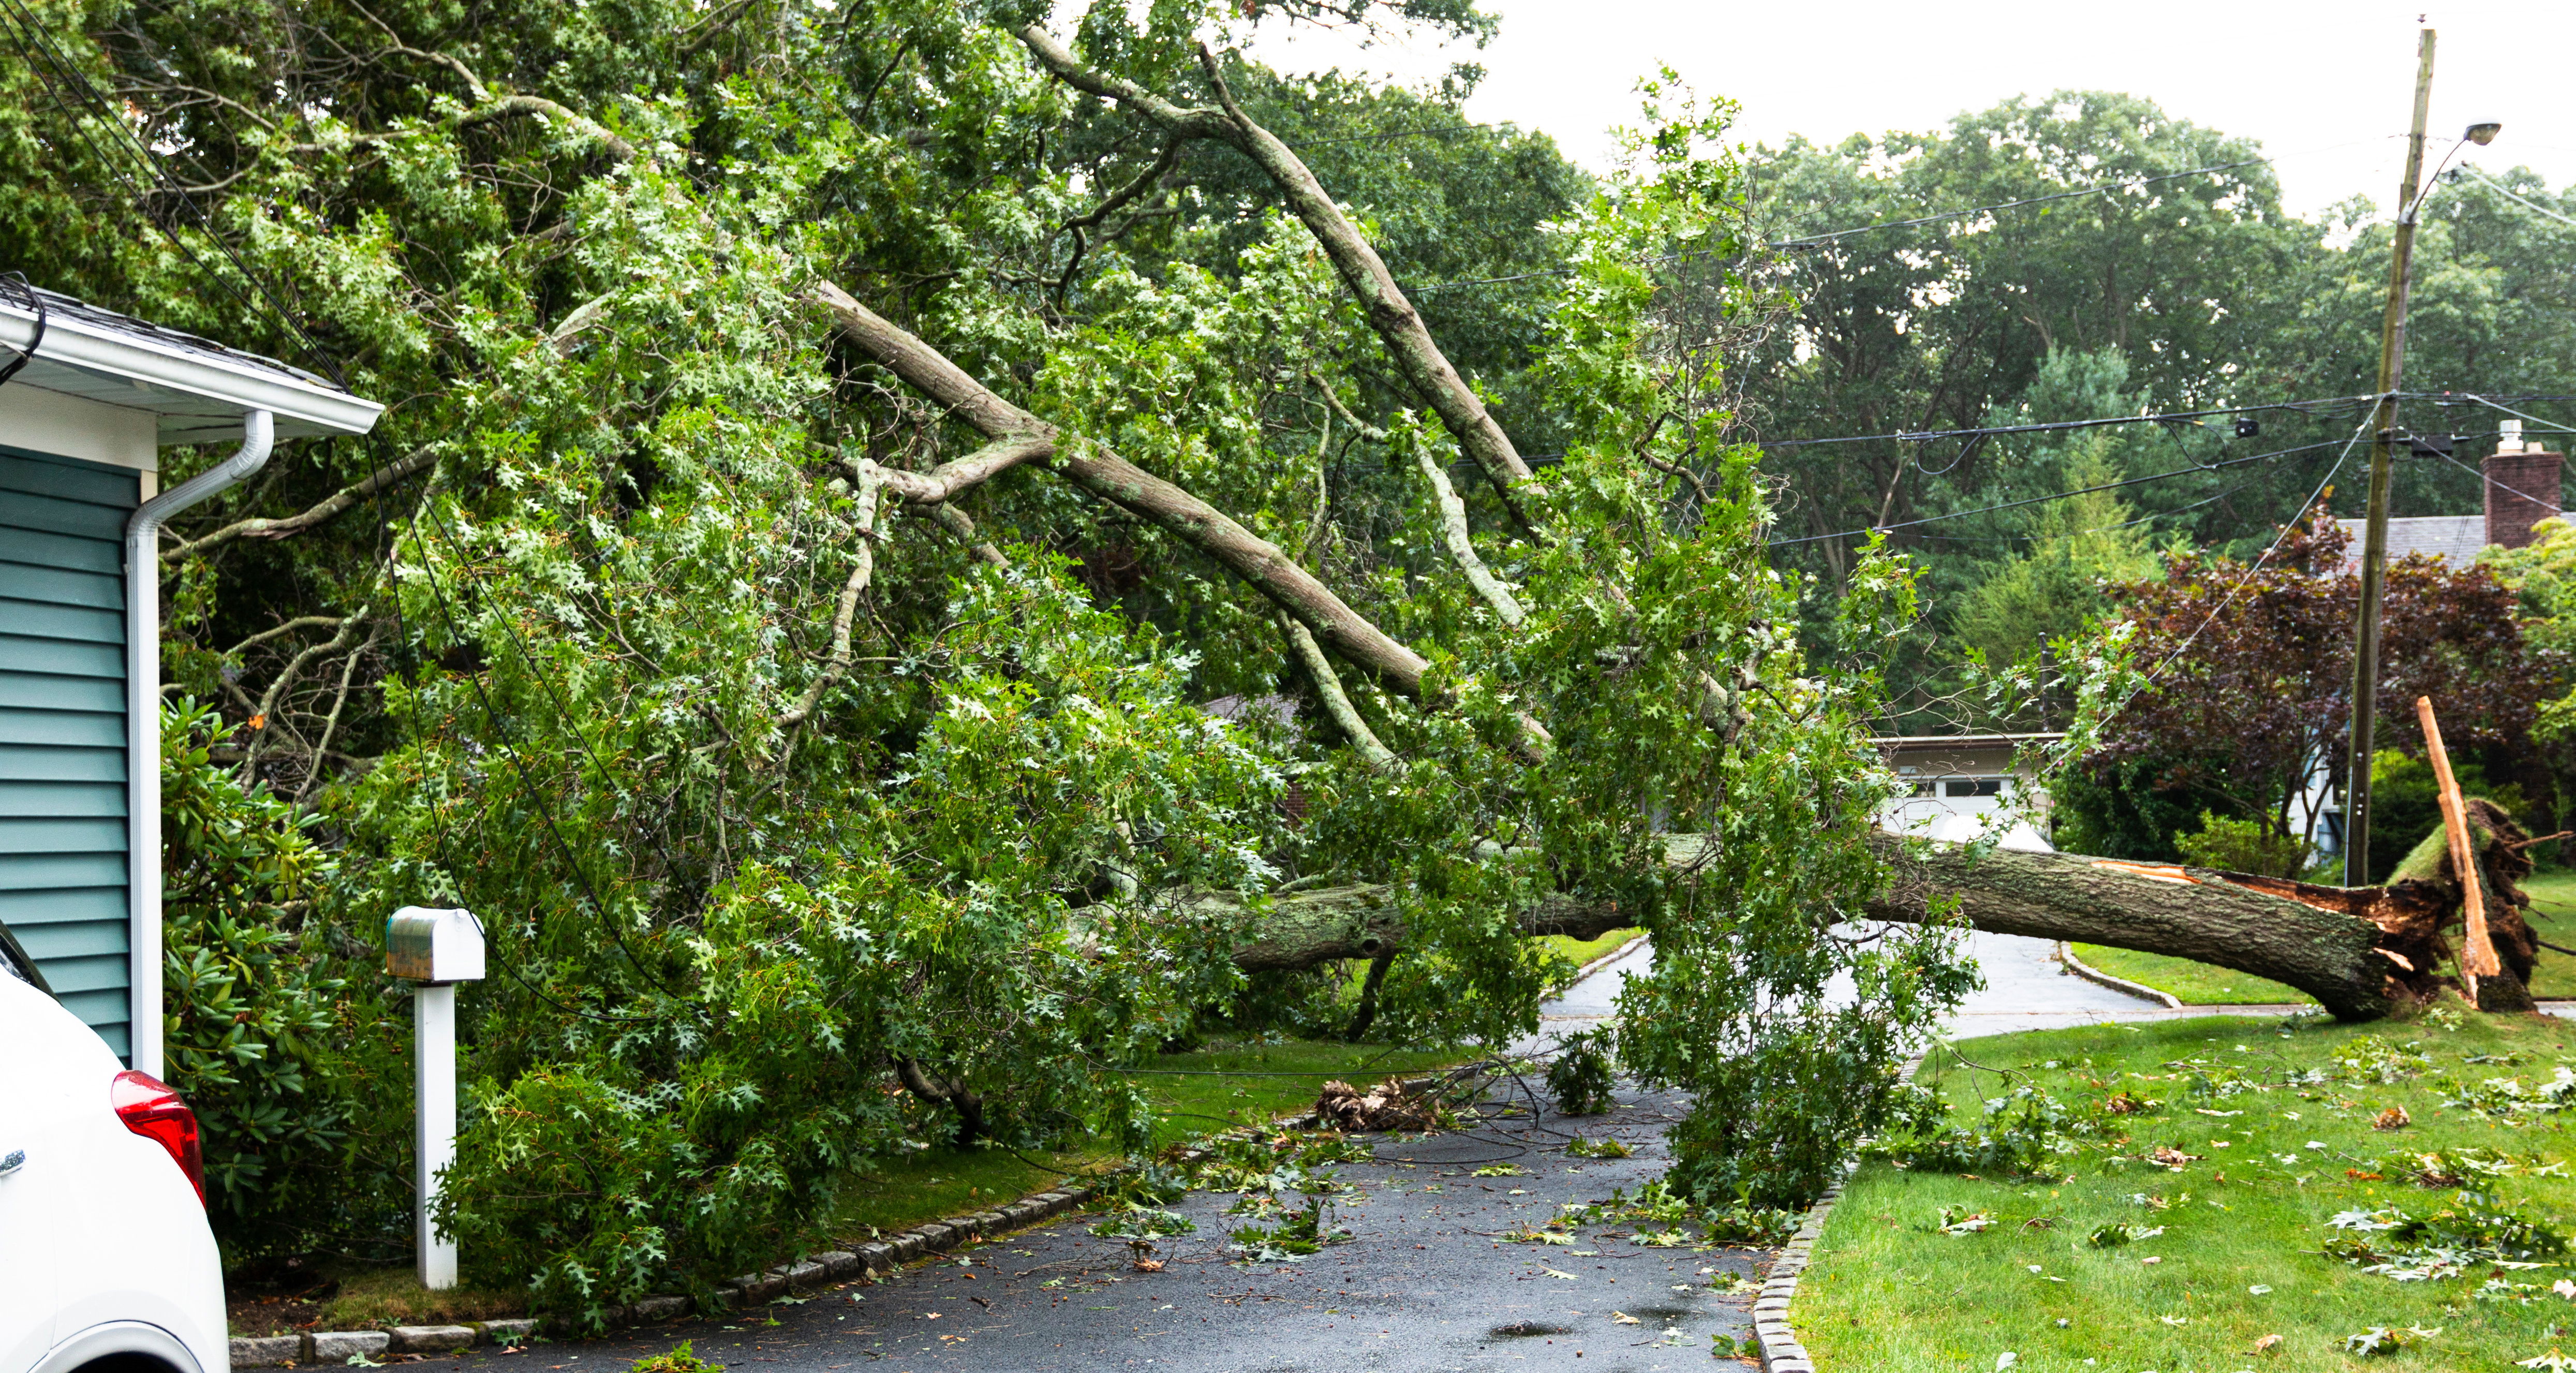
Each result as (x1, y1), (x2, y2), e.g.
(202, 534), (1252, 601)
(160, 700), (408, 1263)
(2172, 809), (2309, 878)
(1546, 1031), (1618, 1116)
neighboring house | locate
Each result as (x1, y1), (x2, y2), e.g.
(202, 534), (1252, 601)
(1876, 732), (2061, 851)
(2333, 425), (2565, 571)
(0, 286), (380, 1073)
(2308, 430), (2566, 860)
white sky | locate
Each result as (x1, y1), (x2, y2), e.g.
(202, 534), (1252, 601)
(1243, 0), (2576, 222)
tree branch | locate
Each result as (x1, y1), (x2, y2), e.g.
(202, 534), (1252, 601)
(778, 469), (886, 730)
(1009, 25), (1537, 526)
(1409, 441), (1524, 627)
(810, 280), (1435, 698)
(164, 444), (438, 561)
(1281, 616), (1394, 770)
(456, 95), (637, 161)
(928, 502), (1009, 568)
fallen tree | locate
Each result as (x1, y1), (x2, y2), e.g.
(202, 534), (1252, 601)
(1223, 801), (2551, 1023)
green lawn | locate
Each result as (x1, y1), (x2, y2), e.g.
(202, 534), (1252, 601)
(1543, 926), (1642, 971)
(1797, 1008), (2576, 1371)
(2523, 872), (2576, 999)
(2070, 943), (2316, 1006)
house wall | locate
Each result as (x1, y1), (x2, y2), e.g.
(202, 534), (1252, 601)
(0, 446), (137, 1056)
(0, 382), (158, 485)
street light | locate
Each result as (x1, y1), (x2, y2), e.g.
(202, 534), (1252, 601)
(2404, 121), (2504, 222)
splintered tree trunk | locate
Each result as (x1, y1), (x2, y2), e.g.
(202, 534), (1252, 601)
(1856, 800), (2543, 1019)
(1220, 807), (2545, 1024)
(1857, 837), (2448, 1021)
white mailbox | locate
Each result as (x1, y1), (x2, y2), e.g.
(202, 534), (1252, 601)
(384, 904), (484, 1292)
(386, 907), (485, 984)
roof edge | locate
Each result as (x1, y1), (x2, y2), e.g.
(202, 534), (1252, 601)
(0, 294), (382, 440)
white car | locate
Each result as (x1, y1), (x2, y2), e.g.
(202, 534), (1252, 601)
(0, 925), (228, 1373)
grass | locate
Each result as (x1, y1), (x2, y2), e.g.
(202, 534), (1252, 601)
(1797, 1005), (2576, 1371)
(1542, 926), (1642, 971)
(2073, 870), (2576, 1005)
(2523, 872), (2576, 999)
(310, 1270), (528, 1332)
(2070, 944), (2316, 1006)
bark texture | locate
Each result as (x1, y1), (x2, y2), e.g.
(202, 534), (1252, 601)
(1010, 26), (1537, 526)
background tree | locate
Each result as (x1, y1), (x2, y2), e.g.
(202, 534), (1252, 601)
(2058, 511), (2552, 874)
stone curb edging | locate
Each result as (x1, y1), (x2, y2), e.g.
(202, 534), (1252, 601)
(230, 1068), (1490, 1368)
(2054, 940), (2184, 1009)
(1570, 932), (1649, 983)
(1752, 1053), (1926, 1373)
(228, 1185), (1101, 1367)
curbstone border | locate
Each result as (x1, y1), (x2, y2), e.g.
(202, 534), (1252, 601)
(2054, 940), (2183, 1009)
(228, 1071), (1498, 1367)
(1753, 1053), (1924, 1373)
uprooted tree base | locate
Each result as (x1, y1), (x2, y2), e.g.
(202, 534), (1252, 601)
(1222, 800), (2550, 1024)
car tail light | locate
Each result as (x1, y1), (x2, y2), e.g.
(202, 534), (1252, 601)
(111, 1070), (205, 1207)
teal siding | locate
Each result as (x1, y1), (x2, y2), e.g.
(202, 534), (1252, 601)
(0, 446), (134, 1059)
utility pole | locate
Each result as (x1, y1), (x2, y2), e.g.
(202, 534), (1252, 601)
(2342, 26), (2439, 887)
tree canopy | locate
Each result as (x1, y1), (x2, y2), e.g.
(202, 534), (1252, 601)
(2, 0), (1980, 1307)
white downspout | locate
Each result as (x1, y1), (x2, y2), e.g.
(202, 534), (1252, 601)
(125, 409), (273, 1077)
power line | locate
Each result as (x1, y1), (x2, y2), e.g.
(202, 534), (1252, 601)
(1768, 436), (2355, 547)
(1401, 148), (2320, 296)
(1767, 159), (2271, 249)
(1760, 394), (2378, 451)
(0, 0), (344, 387)
(2433, 448), (2559, 514)
(2133, 405), (2379, 687)
(2458, 166), (2576, 228)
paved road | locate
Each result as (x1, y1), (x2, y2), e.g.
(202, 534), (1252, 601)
(1536, 928), (2303, 1043)
(439, 1081), (1757, 1373)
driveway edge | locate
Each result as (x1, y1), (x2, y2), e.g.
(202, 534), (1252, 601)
(1753, 1052), (1926, 1373)
(2054, 940), (2184, 1009)
(232, 1068), (1492, 1367)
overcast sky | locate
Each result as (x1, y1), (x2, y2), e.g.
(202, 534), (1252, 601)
(1243, 1), (2576, 222)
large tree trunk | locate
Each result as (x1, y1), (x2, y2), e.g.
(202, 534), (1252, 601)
(1220, 805), (2544, 1023)
(1856, 837), (2447, 1020)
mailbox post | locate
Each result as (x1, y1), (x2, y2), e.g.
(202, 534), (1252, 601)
(386, 907), (485, 1291)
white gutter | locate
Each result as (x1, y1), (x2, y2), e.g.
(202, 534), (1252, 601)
(124, 409), (272, 1079)
(0, 303), (379, 441)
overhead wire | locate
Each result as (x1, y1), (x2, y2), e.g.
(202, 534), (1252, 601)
(1400, 144), (2347, 296)
(0, 0), (344, 386)
(1766, 158), (2271, 249)
(2128, 403), (2379, 689)
(1759, 395), (2377, 451)
(2458, 166), (2576, 229)
(1767, 436), (2353, 548)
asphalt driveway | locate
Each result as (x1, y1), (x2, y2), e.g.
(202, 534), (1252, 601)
(489, 1075), (1757, 1373)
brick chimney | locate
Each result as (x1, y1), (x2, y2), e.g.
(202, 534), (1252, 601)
(2486, 425), (2565, 550)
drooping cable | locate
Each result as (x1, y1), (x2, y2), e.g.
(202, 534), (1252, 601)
(1767, 437), (2351, 548)
(0, 0), (343, 386)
